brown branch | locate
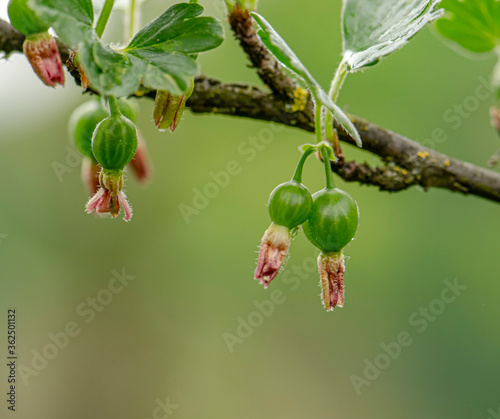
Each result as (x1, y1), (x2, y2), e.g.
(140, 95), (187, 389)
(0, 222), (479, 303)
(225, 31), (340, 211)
(188, 77), (500, 203)
(227, 6), (297, 101)
(2, 18), (500, 203)
(0, 19), (71, 62)
(0, 19), (24, 56)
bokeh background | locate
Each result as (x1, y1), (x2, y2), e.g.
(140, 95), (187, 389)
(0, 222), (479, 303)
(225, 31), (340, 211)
(1, 1), (499, 418)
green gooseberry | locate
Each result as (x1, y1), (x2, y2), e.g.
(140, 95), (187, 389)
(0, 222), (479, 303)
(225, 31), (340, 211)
(268, 181), (312, 230)
(303, 188), (359, 252)
(91, 114), (138, 171)
(116, 98), (139, 122)
(68, 100), (109, 159)
(69, 99), (139, 160)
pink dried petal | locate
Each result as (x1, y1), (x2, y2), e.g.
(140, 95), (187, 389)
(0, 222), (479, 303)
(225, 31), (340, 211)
(254, 224), (290, 288)
(86, 188), (106, 214)
(317, 252), (345, 311)
(85, 172), (133, 221)
(97, 190), (114, 215)
(117, 191), (133, 222)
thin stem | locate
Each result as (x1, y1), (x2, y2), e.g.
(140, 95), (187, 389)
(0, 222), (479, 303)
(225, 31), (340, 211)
(325, 61), (348, 141)
(108, 96), (121, 116)
(329, 60), (348, 103)
(314, 97), (323, 144)
(189, 0), (199, 3)
(95, 0), (116, 39)
(128, 0), (137, 41)
(292, 148), (315, 183)
(320, 146), (336, 190)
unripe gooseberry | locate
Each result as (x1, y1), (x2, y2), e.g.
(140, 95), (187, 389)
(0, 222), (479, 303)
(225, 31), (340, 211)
(268, 181), (312, 230)
(116, 98), (138, 122)
(68, 100), (109, 159)
(92, 114), (138, 171)
(69, 99), (138, 160)
(303, 188), (359, 253)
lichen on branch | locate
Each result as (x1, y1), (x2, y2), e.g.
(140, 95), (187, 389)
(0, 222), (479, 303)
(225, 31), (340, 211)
(2, 17), (500, 204)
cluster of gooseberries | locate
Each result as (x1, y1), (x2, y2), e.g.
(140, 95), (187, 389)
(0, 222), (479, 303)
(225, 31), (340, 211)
(254, 143), (359, 311)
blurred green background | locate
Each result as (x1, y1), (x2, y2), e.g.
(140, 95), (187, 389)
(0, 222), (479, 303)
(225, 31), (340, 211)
(1, 1), (500, 418)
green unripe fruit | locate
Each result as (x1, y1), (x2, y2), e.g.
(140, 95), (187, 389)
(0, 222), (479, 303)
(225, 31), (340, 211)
(92, 114), (138, 171)
(69, 99), (139, 160)
(68, 100), (109, 159)
(8, 0), (49, 36)
(268, 181), (312, 229)
(303, 188), (359, 252)
(116, 98), (138, 122)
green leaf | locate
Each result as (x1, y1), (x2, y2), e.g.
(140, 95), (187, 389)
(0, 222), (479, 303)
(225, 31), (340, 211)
(299, 144), (317, 154)
(78, 40), (141, 97)
(126, 3), (224, 53)
(251, 12), (315, 86)
(28, 0), (93, 47)
(78, 38), (197, 97)
(251, 12), (361, 146)
(436, 0), (500, 54)
(127, 49), (198, 94)
(318, 142), (336, 162)
(315, 89), (362, 147)
(342, 0), (442, 72)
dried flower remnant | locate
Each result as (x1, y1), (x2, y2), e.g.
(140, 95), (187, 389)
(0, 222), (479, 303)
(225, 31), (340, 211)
(153, 79), (194, 132)
(317, 252), (345, 311)
(23, 33), (64, 87)
(86, 171), (132, 221)
(254, 224), (290, 288)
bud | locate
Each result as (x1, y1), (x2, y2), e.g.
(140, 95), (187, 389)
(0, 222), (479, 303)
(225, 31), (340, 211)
(86, 170), (132, 221)
(81, 156), (100, 196)
(23, 32), (64, 87)
(128, 132), (151, 184)
(153, 78), (194, 132)
(317, 252), (345, 311)
(254, 224), (290, 288)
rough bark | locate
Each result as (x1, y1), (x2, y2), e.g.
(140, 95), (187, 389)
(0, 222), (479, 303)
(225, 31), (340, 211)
(2, 17), (500, 204)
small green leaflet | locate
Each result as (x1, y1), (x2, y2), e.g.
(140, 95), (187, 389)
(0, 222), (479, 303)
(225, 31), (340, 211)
(342, 0), (442, 72)
(128, 49), (198, 93)
(299, 143), (336, 162)
(251, 12), (362, 147)
(28, 0), (94, 47)
(436, 0), (500, 54)
(125, 3), (223, 53)
(77, 39), (141, 97)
